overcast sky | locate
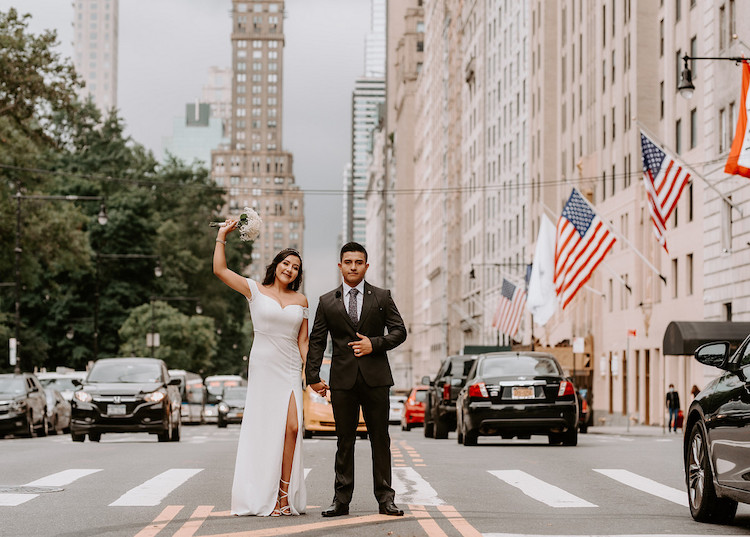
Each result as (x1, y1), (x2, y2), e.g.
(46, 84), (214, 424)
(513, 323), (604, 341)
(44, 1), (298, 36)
(3, 0), (371, 311)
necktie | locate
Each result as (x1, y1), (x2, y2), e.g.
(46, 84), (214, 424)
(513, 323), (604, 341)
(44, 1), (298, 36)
(348, 288), (359, 324)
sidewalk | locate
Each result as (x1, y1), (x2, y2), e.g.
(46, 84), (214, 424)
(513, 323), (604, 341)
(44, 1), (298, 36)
(586, 424), (683, 437)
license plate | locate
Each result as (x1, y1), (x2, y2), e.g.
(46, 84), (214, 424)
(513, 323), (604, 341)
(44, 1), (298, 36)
(107, 404), (126, 415)
(511, 386), (534, 399)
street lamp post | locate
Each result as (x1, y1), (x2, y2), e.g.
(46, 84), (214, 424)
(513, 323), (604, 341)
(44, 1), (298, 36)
(148, 296), (202, 357)
(13, 192), (107, 373)
(678, 54), (747, 99)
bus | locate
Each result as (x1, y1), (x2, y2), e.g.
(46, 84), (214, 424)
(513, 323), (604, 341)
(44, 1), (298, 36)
(168, 369), (205, 424)
(204, 374), (246, 423)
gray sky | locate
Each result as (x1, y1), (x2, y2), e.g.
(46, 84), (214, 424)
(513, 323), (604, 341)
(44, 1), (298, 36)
(3, 0), (371, 311)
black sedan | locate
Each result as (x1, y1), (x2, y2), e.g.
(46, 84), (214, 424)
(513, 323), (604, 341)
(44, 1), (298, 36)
(422, 354), (477, 439)
(70, 357), (181, 443)
(684, 336), (750, 524)
(0, 373), (48, 438)
(456, 352), (579, 446)
(217, 386), (247, 428)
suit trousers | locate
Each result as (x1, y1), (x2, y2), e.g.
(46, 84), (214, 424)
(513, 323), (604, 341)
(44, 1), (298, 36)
(330, 369), (394, 505)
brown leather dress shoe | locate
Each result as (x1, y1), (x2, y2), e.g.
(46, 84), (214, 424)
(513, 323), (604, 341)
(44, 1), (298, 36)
(378, 500), (404, 516)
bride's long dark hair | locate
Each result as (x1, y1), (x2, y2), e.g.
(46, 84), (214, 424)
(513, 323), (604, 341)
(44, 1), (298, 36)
(262, 248), (303, 291)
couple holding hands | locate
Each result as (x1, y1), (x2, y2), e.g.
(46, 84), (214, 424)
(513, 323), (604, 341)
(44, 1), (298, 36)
(213, 218), (407, 518)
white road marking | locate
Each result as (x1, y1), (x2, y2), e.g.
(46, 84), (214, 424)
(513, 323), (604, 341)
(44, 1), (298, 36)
(484, 534), (741, 537)
(488, 470), (597, 508)
(25, 469), (102, 487)
(392, 467), (445, 506)
(593, 469), (688, 506)
(304, 468), (311, 479)
(0, 494), (39, 507)
(109, 469), (203, 507)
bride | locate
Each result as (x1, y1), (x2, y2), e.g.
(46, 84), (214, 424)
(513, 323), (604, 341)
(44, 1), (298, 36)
(213, 218), (308, 516)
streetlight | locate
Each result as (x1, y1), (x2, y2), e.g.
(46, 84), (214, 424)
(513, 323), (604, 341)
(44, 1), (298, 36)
(95, 254), (162, 361)
(678, 54), (747, 100)
(148, 296), (203, 357)
(13, 193), (107, 374)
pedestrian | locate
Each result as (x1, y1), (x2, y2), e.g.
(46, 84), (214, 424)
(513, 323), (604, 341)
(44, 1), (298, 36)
(213, 218), (308, 517)
(306, 242), (407, 517)
(666, 383), (681, 432)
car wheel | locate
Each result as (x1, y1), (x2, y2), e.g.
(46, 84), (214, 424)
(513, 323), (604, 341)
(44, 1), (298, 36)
(580, 423), (588, 434)
(37, 415), (49, 437)
(434, 418), (449, 439)
(548, 432), (562, 445)
(463, 425), (478, 446)
(171, 412), (181, 442)
(456, 414), (464, 444)
(158, 412), (172, 442)
(217, 418), (227, 428)
(71, 432), (85, 442)
(687, 421), (738, 523)
(302, 424), (312, 439)
(88, 432), (101, 442)
(423, 419), (434, 438)
(562, 427), (578, 446)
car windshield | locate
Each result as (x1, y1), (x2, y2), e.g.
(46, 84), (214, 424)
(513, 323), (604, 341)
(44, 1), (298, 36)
(0, 377), (25, 394)
(224, 387), (247, 400)
(87, 362), (162, 383)
(40, 378), (78, 391)
(206, 379), (241, 403)
(480, 355), (561, 377)
(415, 390), (428, 402)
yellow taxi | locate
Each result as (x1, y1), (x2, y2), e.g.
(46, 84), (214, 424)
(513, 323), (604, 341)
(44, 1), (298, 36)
(302, 359), (367, 439)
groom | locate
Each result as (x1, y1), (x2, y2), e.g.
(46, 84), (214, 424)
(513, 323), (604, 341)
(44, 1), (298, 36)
(306, 242), (407, 517)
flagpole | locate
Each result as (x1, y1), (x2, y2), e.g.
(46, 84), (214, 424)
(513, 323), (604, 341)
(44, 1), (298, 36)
(574, 188), (668, 285)
(637, 121), (743, 217)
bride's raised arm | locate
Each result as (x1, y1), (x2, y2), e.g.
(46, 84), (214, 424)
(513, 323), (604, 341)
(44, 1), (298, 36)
(213, 219), (252, 300)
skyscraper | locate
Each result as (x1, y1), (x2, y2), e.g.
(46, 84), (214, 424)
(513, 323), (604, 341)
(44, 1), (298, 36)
(211, 0), (304, 281)
(71, 0), (118, 112)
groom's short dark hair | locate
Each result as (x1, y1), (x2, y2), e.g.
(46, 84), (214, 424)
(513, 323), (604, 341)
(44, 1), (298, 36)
(340, 242), (368, 262)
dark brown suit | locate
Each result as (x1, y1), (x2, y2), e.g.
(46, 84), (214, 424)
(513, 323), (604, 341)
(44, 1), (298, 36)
(306, 281), (407, 505)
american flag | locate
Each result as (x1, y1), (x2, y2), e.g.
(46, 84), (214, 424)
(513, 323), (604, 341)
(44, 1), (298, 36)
(492, 278), (526, 337)
(554, 189), (616, 310)
(640, 131), (691, 252)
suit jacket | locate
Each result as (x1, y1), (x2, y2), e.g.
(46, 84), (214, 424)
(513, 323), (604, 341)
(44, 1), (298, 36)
(306, 281), (407, 390)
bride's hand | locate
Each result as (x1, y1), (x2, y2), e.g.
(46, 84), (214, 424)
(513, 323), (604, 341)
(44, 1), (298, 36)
(218, 218), (238, 239)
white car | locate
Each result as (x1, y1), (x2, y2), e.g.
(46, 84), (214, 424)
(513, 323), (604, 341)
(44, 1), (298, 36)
(389, 395), (406, 424)
(36, 371), (87, 402)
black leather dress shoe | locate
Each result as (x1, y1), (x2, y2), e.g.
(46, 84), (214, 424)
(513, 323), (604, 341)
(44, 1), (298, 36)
(321, 500), (349, 517)
(378, 501), (404, 516)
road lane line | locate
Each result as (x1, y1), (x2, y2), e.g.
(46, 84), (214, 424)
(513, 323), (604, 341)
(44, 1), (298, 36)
(488, 470), (597, 508)
(437, 505), (483, 537)
(0, 494), (39, 507)
(110, 469), (203, 507)
(393, 467), (445, 506)
(133, 505), (184, 537)
(199, 513), (405, 536)
(593, 469), (688, 506)
(173, 505), (214, 537)
(25, 469), (102, 487)
(409, 505), (450, 537)
(483, 534), (742, 537)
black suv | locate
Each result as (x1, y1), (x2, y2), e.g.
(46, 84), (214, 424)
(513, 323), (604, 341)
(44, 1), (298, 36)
(421, 355), (477, 439)
(0, 373), (48, 437)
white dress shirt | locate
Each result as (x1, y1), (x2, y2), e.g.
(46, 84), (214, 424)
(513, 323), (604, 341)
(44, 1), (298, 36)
(342, 280), (365, 321)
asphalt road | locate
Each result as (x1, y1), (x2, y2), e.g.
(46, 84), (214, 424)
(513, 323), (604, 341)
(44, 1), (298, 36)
(1, 424), (749, 537)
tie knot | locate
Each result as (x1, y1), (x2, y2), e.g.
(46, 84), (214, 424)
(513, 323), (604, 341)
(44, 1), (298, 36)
(350, 288), (358, 297)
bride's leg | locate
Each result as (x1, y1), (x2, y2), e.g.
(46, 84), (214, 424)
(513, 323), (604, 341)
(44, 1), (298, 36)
(278, 392), (298, 513)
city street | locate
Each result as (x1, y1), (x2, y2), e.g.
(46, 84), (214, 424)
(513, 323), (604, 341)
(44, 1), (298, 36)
(2, 425), (749, 537)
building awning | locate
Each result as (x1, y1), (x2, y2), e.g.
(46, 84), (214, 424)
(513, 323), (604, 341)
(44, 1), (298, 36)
(662, 321), (750, 356)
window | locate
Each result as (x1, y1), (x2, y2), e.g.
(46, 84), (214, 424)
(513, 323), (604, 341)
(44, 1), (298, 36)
(721, 197), (733, 252)
(719, 5), (726, 50)
(686, 254), (693, 295)
(719, 107), (728, 152)
(690, 108), (697, 149)
(675, 119), (682, 154)
(660, 81), (664, 119)
(724, 302), (732, 322)
(611, 50), (615, 84)
(676, 0), (681, 21)
(688, 183), (694, 221)
(675, 50), (682, 91)
(690, 36), (698, 78)
(672, 258), (678, 298)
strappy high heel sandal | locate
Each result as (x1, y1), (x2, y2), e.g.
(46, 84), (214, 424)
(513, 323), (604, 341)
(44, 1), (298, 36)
(278, 479), (292, 516)
(270, 497), (281, 517)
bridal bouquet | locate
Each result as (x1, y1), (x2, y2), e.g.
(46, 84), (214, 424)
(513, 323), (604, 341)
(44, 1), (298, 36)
(209, 207), (262, 241)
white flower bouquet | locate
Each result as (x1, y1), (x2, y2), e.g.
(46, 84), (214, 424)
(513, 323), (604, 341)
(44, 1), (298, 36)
(209, 207), (262, 241)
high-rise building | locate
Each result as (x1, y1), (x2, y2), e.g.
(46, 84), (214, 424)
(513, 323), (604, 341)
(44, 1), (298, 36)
(201, 66), (234, 144)
(162, 102), (228, 166)
(72, 0), (118, 112)
(211, 0), (304, 282)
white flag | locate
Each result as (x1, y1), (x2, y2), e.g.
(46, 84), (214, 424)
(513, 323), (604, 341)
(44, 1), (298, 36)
(526, 214), (558, 325)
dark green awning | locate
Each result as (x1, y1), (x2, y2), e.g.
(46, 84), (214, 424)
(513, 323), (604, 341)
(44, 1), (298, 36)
(662, 321), (750, 356)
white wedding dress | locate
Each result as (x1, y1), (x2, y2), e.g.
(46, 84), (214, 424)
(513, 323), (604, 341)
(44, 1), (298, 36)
(231, 278), (307, 516)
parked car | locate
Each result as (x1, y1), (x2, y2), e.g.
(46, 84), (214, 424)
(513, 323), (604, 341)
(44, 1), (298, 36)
(577, 388), (592, 434)
(70, 357), (181, 443)
(37, 371), (87, 402)
(401, 385), (429, 431)
(389, 394), (406, 424)
(683, 337), (750, 523)
(168, 369), (205, 424)
(217, 386), (247, 428)
(44, 388), (71, 434)
(456, 352), (579, 446)
(0, 373), (48, 438)
(422, 355), (477, 438)
(302, 359), (367, 439)
(204, 375), (246, 423)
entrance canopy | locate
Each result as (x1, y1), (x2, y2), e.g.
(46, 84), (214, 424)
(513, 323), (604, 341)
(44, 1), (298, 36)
(663, 321), (750, 356)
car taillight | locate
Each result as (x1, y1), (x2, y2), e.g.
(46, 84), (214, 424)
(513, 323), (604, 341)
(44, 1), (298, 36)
(468, 382), (489, 399)
(558, 381), (575, 397)
(442, 383), (451, 401)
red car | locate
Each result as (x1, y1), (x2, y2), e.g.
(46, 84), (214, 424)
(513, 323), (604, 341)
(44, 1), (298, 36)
(401, 385), (429, 431)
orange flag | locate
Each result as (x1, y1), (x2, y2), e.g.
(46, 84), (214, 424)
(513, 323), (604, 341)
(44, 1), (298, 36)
(724, 60), (750, 179)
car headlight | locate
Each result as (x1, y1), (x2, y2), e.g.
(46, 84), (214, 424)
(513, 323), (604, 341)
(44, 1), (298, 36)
(309, 391), (329, 405)
(144, 389), (166, 403)
(218, 403), (229, 413)
(74, 391), (93, 403)
(10, 400), (26, 412)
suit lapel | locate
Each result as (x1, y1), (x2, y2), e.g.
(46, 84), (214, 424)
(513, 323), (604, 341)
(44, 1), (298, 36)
(334, 285), (357, 330)
(358, 282), (376, 327)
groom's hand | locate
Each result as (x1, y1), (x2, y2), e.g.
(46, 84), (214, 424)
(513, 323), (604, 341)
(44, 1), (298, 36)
(309, 381), (328, 396)
(348, 333), (373, 357)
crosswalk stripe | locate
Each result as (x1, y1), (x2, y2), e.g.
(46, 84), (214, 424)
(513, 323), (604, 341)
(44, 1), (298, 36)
(0, 494), (39, 507)
(304, 468), (311, 479)
(110, 469), (203, 507)
(593, 469), (688, 506)
(25, 469), (102, 487)
(393, 467), (445, 506)
(488, 470), (597, 508)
